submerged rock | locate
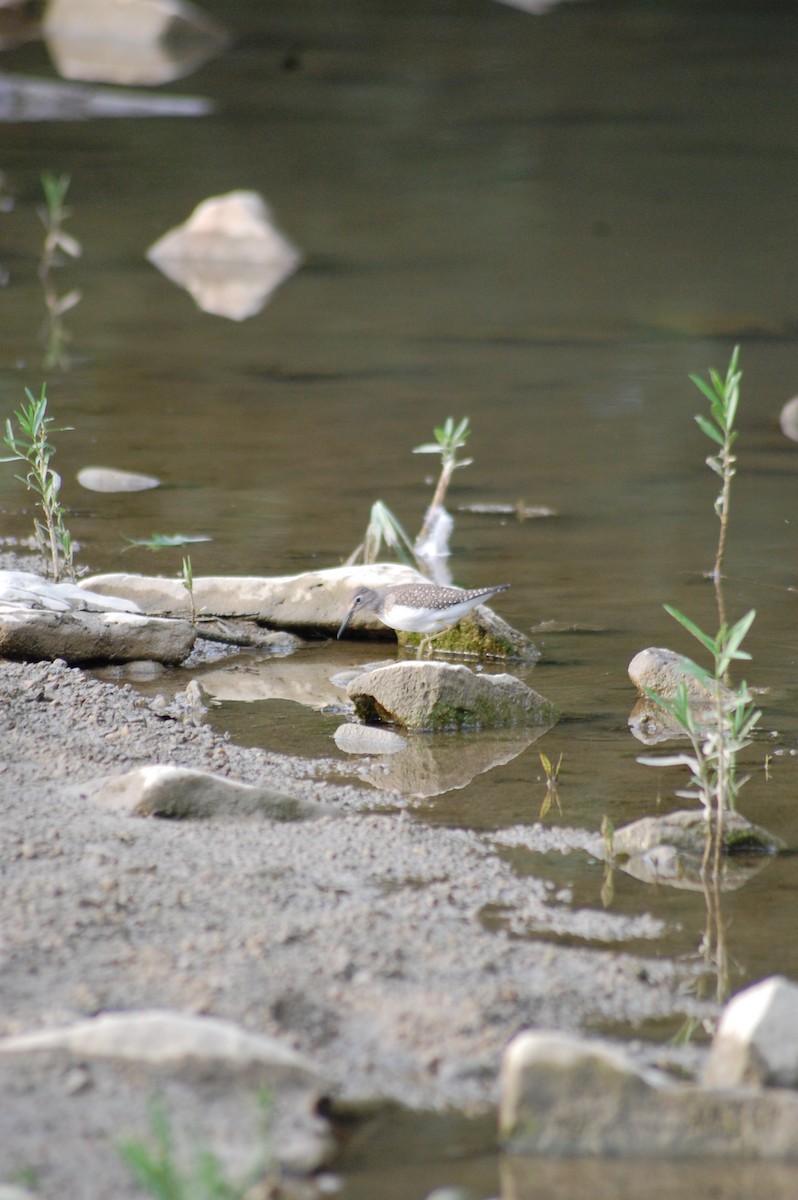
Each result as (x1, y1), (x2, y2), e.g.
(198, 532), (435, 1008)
(628, 646), (736, 704)
(611, 809), (782, 891)
(346, 661), (558, 732)
(333, 722), (407, 755)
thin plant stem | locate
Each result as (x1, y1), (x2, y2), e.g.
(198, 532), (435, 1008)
(1, 384), (75, 581)
(690, 346), (741, 637)
(413, 417), (472, 554)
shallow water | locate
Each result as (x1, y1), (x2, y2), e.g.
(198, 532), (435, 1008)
(2, 0), (798, 1193)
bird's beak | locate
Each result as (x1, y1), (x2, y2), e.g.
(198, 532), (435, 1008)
(337, 605), (355, 639)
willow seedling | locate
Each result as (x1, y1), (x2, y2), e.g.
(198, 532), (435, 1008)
(639, 601), (761, 873)
(413, 416), (472, 556)
(690, 346), (741, 588)
(639, 352), (761, 875)
(1, 384), (75, 581)
(349, 417), (473, 571)
(119, 1091), (275, 1200)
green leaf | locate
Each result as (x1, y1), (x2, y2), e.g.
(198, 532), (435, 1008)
(674, 656), (715, 691)
(689, 374), (718, 406)
(695, 414), (725, 445)
(724, 608), (756, 657)
(362, 500), (416, 565)
(709, 368), (725, 395)
(663, 605), (716, 655)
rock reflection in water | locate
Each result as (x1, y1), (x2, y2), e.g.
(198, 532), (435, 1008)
(344, 726), (539, 799)
(146, 191), (302, 321)
(42, 0), (229, 85)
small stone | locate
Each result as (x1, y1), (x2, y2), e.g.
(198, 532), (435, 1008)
(63, 1064), (92, 1094)
(780, 395), (798, 441)
(77, 466), (160, 493)
(83, 763), (329, 823)
(704, 976), (798, 1088)
(333, 723), (407, 755)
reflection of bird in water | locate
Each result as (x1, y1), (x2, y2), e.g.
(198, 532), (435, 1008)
(337, 581), (510, 652)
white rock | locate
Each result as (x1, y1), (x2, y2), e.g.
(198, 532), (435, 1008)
(780, 395), (798, 442)
(333, 722), (407, 755)
(0, 1009), (318, 1081)
(77, 465), (160, 492)
(82, 564), (426, 626)
(500, 1030), (661, 1155)
(0, 570), (140, 614)
(704, 976), (798, 1088)
(82, 764), (327, 822)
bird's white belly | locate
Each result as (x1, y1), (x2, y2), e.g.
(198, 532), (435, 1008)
(382, 600), (477, 634)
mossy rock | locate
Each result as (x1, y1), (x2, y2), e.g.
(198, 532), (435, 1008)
(397, 611), (536, 662)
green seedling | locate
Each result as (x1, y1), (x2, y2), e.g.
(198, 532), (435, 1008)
(413, 416), (472, 554)
(1, 383), (75, 581)
(638, 606), (761, 867)
(638, 351), (761, 877)
(355, 500), (416, 566)
(119, 1091), (274, 1200)
(690, 345), (740, 587)
(350, 417), (474, 568)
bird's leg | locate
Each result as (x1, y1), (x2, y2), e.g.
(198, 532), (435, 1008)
(416, 625), (454, 658)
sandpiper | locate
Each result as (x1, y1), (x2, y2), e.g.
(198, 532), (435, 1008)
(336, 581), (510, 650)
